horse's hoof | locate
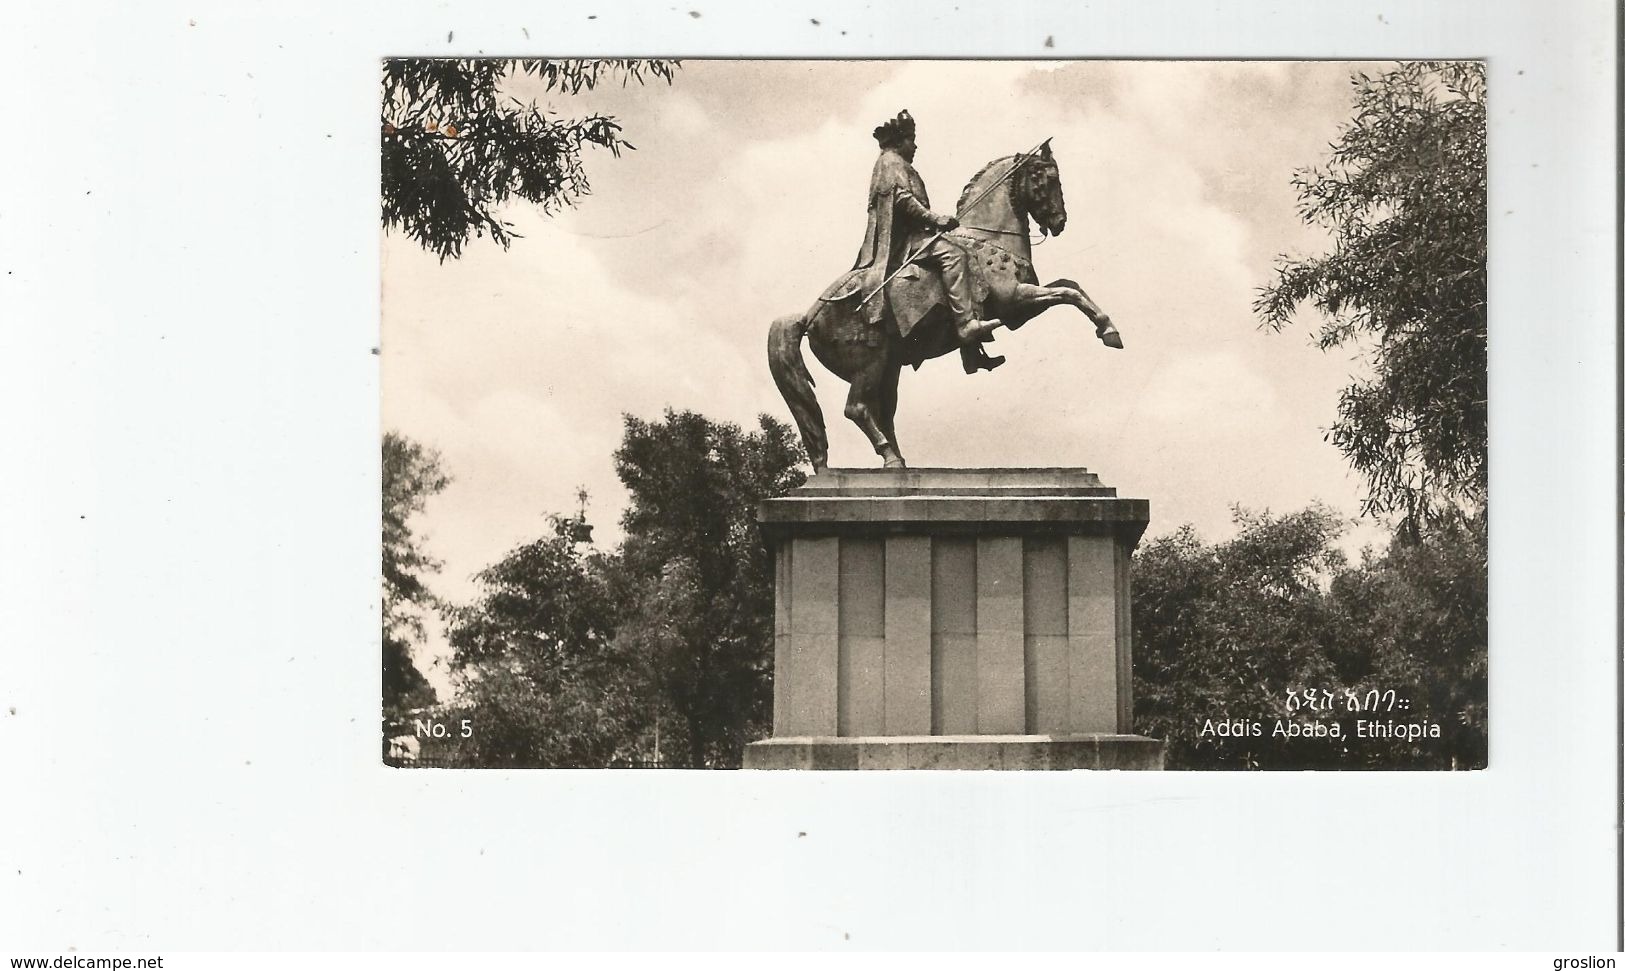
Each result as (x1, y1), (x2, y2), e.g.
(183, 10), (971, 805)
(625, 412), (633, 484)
(883, 457), (907, 470)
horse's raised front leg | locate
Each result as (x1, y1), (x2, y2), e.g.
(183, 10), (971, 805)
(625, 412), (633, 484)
(1037, 278), (1122, 348)
(845, 357), (905, 469)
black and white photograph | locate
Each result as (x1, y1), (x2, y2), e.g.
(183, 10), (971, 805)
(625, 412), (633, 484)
(381, 59), (1489, 771)
(4, 0), (1618, 955)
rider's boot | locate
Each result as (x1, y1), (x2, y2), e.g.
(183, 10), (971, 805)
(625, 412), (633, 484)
(956, 316), (1002, 345)
(960, 344), (1006, 374)
(955, 316), (1004, 373)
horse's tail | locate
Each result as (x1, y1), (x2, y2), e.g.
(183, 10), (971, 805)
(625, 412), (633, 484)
(767, 313), (828, 471)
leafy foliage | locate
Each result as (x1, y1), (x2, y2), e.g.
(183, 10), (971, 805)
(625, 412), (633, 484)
(1133, 506), (1351, 769)
(612, 410), (808, 767)
(439, 411), (806, 768)
(444, 514), (649, 767)
(1329, 509), (1488, 768)
(381, 58), (679, 260)
(1256, 61), (1486, 531)
(382, 432), (450, 716)
(1133, 506), (1488, 769)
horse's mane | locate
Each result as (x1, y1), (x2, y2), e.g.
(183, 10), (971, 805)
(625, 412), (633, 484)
(955, 153), (1046, 214)
(956, 155), (1020, 213)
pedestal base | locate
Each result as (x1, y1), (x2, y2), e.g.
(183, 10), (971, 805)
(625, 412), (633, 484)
(743, 734), (1165, 770)
(752, 468), (1164, 767)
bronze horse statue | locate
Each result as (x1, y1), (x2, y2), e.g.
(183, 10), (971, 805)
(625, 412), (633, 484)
(767, 141), (1121, 471)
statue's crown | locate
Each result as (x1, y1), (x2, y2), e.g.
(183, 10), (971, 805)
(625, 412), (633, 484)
(873, 109), (915, 147)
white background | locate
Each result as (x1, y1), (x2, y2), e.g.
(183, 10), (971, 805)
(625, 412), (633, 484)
(0, 0), (1617, 951)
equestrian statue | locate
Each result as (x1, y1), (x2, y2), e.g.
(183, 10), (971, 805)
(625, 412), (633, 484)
(768, 109), (1122, 471)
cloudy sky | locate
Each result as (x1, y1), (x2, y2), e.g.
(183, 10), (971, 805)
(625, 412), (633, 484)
(382, 59), (1389, 692)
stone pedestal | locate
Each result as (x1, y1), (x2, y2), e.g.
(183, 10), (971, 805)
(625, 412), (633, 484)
(743, 468), (1164, 770)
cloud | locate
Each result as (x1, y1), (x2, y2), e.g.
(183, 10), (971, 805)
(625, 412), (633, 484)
(384, 59), (1376, 615)
(1139, 351), (1281, 431)
(382, 206), (766, 600)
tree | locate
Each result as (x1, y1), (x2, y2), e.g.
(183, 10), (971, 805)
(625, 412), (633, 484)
(444, 513), (648, 767)
(1132, 506), (1353, 769)
(612, 410), (807, 767)
(435, 412), (804, 769)
(1329, 509), (1488, 769)
(1256, 62), (1486, 533)
(381, 58), (678, 260)
(1132, 505), (1488, 770)
(382, 431), (450, 717)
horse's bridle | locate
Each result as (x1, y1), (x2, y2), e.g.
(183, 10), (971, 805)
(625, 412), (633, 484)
(960, 160), (1054, 245)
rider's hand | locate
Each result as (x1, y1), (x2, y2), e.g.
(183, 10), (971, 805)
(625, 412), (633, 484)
(937, 214), (960, 231)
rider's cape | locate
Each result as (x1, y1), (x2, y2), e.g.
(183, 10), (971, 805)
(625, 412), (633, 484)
(821, 150), (936, 330)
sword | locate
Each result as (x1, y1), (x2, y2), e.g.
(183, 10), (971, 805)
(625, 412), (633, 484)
(856, 137), (1051, 308)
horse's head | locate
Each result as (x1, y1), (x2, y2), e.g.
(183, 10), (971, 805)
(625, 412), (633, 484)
(1014, 139), (1067, 236)
(956, 141), (1068, 242)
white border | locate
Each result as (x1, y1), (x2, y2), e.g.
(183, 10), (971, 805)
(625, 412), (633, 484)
(1, 0), (1616, 951)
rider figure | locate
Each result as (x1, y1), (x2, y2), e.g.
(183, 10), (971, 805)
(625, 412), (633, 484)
(854, 110), (1005, 374)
